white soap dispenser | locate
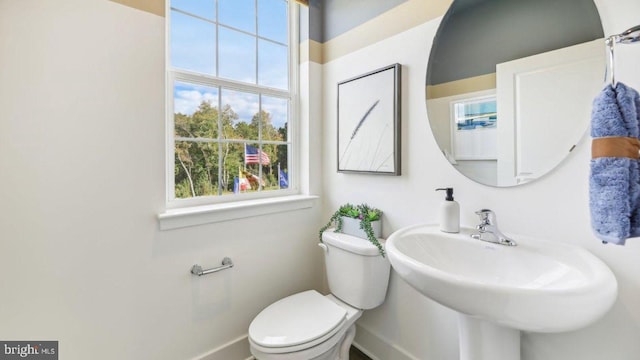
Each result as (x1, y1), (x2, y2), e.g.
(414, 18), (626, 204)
(436, 188), (460, 233)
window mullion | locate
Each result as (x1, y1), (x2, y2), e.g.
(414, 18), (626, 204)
(175, 137), (287, 146)
(258, 94), (263, 191)
(215, 0), (219, 77)
(217, 85), (223, 195)
(254, 0), (259, 89)
(288, 1), (298, 191)
(173, 71), (289, 98)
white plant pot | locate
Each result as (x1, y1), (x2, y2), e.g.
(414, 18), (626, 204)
(340, 216), (382, 240)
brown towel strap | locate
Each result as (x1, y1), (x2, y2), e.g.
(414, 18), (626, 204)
(592, 137), (640, 159)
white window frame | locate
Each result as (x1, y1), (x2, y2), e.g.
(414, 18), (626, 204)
(164, 0), (301, 211)
(449, 94), (497, 161)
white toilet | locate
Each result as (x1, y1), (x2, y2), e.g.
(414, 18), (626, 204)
(248, 230), (391, 360)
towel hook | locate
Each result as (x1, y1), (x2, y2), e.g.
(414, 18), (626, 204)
(605, 24), (640, 87)
(606, 36), (616, 86)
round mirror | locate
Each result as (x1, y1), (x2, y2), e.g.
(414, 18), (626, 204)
(426, 0), (604, 187)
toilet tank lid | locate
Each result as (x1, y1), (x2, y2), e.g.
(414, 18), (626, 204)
(249, 290), (346, 348)
(322, 230), (384, 256)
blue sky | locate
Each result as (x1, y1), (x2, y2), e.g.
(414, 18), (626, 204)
(170, 0), (288, 129)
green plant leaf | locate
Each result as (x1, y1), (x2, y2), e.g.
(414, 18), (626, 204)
(319, 203), (385, 257)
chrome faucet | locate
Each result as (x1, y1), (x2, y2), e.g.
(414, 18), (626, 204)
(471, 209), (517, 246)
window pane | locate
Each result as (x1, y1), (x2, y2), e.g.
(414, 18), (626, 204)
(175, 141), (219, 198)
(258, 0), (287, 43)
(174, 82), (219, 138)
(221, 89), (259, 140)
(261, 96), (288, 141)
(219, 27), (256, 84)
(171, 10), (215, 75)
(241, 143), (273, 192)
(221, 142), (245, 194)
(171, 0), (215, 21)
(275, 144), (289, 189)
(219, 0), (256, 34)
(233, 143), (266, 194)
(241, 143), (288, 192)
(258, 40), (288, 90)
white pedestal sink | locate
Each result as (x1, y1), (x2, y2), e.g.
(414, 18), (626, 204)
(385, 224), (617, 360)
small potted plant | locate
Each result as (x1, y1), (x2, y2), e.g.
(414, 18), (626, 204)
(318, 203), (385, 257)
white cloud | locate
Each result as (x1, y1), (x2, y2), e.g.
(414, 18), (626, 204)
(222, 90), (259, 123)
(174, 89), (217, 115)
(262, 97), (288, 128)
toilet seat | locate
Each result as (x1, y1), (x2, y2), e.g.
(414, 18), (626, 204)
(249, 324), (348, 360)
(249, 290), (347, 353)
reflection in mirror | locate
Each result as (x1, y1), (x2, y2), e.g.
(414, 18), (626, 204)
(426, 0), (604, 187)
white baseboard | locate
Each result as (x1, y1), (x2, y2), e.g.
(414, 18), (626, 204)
(192, 325), (416, 360)
(353, 324), (420, 360)
(193, 334), (253, 360)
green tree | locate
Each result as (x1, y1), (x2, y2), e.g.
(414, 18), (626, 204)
(174, 101), (288, 196)
(219, 104), (240, 190)
(174, 101), (219, 197)
(276, 122), (288, 170)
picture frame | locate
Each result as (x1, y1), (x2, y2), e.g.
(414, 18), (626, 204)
(337, 63), (401, 175)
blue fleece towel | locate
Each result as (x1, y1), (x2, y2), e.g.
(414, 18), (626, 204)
(590, 82), (640, 245)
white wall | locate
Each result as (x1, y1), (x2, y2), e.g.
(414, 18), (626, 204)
(2, 0), (639, 359)
(0, 1), (323, 359)
(321, 0), (640, 359)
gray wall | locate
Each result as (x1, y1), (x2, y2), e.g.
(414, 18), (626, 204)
(306, 0), (408, 43)
(427, 0), (603, 85)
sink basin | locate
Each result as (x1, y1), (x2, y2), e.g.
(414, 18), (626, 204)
(386, 225), (617, 333)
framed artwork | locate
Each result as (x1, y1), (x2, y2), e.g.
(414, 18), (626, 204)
(337, 63), (401, 175)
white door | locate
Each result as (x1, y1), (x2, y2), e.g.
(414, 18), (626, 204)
(496, 39), (604, 186)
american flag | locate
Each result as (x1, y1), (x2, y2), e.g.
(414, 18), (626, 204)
(244, 144), (271, 165)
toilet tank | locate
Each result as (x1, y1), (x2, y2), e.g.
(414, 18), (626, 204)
(321, 231), (391, 310)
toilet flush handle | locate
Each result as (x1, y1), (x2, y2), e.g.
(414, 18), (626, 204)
(318, 243), (328, 252)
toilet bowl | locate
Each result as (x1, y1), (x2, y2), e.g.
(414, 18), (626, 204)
(249, 291), (361, 360)
(248, 231), (391, 360)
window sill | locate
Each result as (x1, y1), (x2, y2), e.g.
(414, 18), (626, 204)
(158, 194), (319, 230)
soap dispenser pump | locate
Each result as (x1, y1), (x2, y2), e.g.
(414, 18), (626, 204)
(436, 188), (460, 233)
